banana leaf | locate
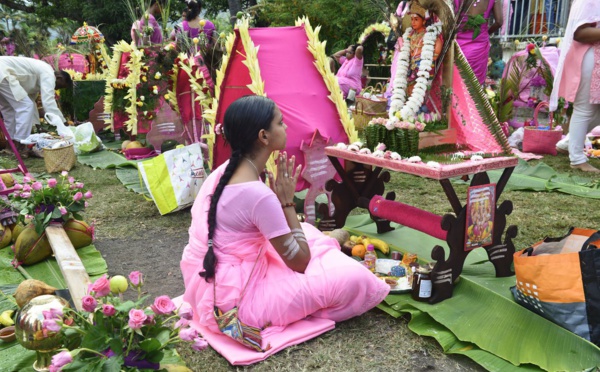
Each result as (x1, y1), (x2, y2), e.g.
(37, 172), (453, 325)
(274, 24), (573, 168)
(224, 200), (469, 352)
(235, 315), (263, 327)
(77, 149), (136, 170)
(115, 166), (151, 197)
(347, 215), (600, 371)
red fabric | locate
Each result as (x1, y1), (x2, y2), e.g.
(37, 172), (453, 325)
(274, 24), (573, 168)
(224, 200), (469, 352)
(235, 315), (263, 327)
(176, 58), (214, 143)
(117, 52), (131, 79)
(369, 196), (446, 241)
(212, 26), (351, 190)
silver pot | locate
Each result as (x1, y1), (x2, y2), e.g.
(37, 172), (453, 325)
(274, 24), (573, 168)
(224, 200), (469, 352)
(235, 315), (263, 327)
(15, 294), (70, 371)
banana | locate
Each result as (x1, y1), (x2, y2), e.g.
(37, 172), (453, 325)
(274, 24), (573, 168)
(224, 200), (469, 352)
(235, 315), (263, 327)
(0, 310), (14, 326)
(350, 235), (360, 243)
(369, 238), (390, 255)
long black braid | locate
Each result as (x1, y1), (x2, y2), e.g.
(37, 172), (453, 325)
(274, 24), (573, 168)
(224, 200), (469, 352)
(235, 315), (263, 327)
(200, 96), (276, 281)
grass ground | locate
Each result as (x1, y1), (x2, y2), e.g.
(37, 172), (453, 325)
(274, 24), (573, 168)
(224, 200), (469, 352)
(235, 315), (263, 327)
(6, 151), (600, 371)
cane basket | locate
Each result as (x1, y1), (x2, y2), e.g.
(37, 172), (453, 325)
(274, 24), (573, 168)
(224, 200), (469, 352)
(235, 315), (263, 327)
(352, 101), (387, 131)
(43, 144), (76, 173)
(522, 101), (562, 155)
(355, 86), (387, 114)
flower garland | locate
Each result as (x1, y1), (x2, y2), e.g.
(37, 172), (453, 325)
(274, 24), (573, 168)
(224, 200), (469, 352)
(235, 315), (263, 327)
(103, 41), (130, 131)
(390, 21), (442, 121)
(357, 22), (391, 45)
(296, 16), (358, 143)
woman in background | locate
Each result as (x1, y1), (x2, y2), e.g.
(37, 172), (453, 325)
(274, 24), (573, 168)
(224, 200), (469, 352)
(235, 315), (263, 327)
(454, 0), (503, 84)
(332, 44), (364, 99)
(550, 0), (600, 173)
(131, 0), (164, 46)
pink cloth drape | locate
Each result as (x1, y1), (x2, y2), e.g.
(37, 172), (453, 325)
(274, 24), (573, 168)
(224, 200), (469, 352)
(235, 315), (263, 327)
(181, 161), (389, 338)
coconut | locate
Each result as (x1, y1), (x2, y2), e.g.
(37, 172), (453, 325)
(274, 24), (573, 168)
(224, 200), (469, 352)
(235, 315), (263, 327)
(0, 225), (11, 249)
(0, 173), (14, 188)
(121, 140), (131, 150)
(14, 225), (52, 266)
(11, 223), (25, 243)
(63, 219), (93, 249)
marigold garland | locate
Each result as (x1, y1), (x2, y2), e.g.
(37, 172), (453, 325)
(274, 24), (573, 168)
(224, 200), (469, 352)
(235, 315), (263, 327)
(296, 17), (358, 143)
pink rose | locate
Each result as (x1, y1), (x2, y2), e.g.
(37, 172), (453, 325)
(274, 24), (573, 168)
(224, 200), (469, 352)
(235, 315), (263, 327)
(191, 337), (209, 351)
(47, 178), (57, 188)
(175, 318), (190, 329)
(526, 43), (535, 51)
(178, 303), (193, 320)
(81, 295), (97, 312)
(179, 327), (198, 341)
(31, 181), (43, 191)
(51, 351), (73, 369)
(20, 192), (31, 198)
(13, 183), (22, 190)
(68, 176), (75, 184)
(75, 182), (84, 189)
(144, 313), (155, 325)
(151, 295), (176, 315)
(59, 207), (67, 215)
(84, 191), (93, 199)
(22, 184), (31, 192)
(43, 318), (62, 332)
(129, 271), (143, 286)
(89, 275), (110, 297)
(23, 176), (31, 183)
(73, 192), (83, 201)
(42, 308), (63, 319)
(61, 171), (69, 177)
(102, 304), (116, 317)
(84, 201), (89, 208)
(128, 309), (147, 330)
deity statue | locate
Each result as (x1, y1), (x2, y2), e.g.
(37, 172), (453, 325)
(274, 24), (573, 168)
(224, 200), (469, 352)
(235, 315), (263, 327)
(389, 1), (444, 121)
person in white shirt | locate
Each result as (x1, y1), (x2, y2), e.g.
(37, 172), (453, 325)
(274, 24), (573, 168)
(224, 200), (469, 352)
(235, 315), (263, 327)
(0, 56), (72, 156)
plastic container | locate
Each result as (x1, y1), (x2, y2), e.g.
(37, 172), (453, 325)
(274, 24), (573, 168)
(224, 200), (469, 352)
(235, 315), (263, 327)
(364, 244), (377, 273)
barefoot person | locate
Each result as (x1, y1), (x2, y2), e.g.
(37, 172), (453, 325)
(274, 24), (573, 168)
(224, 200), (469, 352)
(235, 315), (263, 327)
(550, 0), (600, 173)
(0, 56), (71, 157)
(180, 96), (389, 349)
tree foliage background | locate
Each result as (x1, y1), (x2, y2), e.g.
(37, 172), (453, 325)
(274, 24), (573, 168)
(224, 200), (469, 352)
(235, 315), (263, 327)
(1, 0), (396, 56)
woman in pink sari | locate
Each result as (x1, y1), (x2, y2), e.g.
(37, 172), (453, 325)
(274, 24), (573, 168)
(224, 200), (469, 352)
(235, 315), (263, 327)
(181, 96), (389, 347)
(333, 44), (364, 98)
(454, 0), (503, 84)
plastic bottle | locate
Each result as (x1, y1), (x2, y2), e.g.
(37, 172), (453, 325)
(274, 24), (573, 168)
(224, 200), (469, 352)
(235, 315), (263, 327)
(364, 244), (377, 273)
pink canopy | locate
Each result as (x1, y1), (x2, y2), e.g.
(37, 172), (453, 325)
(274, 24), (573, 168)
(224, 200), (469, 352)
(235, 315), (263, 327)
(212, 26), (351, 190)
(43, 53), (89, 73)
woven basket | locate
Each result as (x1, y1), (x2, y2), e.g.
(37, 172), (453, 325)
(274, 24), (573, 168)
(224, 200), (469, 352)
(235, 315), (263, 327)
(352, 101), (387, 131)
(43, 144), (76, 173)
(522, 102), (562, 155)
(356, 86), (387, 114)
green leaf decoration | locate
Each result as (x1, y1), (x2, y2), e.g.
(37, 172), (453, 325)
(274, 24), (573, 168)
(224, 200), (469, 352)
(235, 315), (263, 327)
(453, 43), (512, 155)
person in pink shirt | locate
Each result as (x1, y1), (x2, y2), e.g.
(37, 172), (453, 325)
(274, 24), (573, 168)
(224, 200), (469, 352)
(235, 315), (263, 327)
(550, 0), (600, 173)
(332, 44), (364, 99)
(180, 96), (389, 348)
(131, 0), (164, 46)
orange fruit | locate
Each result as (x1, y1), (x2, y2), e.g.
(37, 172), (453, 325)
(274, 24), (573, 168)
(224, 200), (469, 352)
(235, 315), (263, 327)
(351, 244), (366, 259)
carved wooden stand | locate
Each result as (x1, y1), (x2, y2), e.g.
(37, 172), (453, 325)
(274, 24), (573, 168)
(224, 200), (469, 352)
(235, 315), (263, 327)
(324, 153), (517, 304)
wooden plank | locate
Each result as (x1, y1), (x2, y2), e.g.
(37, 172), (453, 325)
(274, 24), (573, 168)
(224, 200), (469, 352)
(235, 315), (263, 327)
(46, 225), (90, 311)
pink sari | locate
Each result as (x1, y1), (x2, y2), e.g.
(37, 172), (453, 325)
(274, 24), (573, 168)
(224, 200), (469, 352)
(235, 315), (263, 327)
(454, 0), (496, 84)
(181, 162), (389, 337)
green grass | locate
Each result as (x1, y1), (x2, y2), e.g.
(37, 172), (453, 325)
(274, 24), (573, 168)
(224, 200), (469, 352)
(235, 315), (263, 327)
(5, 151), (600, 371)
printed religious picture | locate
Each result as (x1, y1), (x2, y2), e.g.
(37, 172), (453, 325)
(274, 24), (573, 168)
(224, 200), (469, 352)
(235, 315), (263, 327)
(465, 184), (496, 251)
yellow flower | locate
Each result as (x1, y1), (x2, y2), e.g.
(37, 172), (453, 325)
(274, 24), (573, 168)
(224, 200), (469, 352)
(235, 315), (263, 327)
(152, 86), (158, 94)
(141, 76), (147, 82)
(514, 39), (520, 45)
(136, 101), (143, 107)
(394, 111), (401, 119)
(199, 20), (206, 27)
(164, 94), (170, 100)
(154, 72), (162, 79)
(219, 32), (225, 39)
(542, 35), (548, 41)
(192, 38), (199, 45)
(529, 49), (536, 55)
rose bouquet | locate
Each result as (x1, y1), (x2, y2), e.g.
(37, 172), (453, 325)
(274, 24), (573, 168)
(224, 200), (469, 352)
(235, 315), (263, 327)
(1, 172), (92, 235)
(44, 272), (206, 371)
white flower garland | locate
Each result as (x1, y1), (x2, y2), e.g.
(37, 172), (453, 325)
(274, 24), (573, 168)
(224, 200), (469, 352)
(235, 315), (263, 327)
(390, 21), (442, 121)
